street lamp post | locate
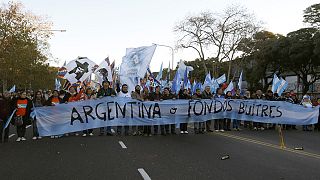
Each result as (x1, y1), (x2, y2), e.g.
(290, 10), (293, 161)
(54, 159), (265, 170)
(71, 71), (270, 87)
(153, 43), (174, 70)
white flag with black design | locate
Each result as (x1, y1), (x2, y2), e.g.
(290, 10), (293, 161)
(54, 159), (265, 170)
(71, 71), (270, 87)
(63, 57), (98, 84)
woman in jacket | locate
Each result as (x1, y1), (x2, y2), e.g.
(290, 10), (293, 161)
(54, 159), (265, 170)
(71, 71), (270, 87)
(32, 91), (46, 140)
(14, 91), (33, 142)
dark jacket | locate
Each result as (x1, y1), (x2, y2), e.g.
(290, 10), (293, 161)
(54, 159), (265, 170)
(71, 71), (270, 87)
(202, 91), (213, 99)
(161, 94), (175, 100)
(150, 92), (162, 101)
(0, 97), (13, 120)
(97, 88), (116, 98)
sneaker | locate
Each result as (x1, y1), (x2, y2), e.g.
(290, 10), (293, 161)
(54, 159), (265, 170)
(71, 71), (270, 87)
(21, 137), (27, 141)
(148, 134), (152, 137)
(132, 132), (137, 136)
(89, 133), (94, 136)
(215, 130), (219, 132)
(16, 137), (21, 142)
(253, 127), (257, 130)
(106, 132), (113, 136)
(184, 131), (189, 134)
(75, 133), (79, 136)
(82, 134), (87, 137)
(38, 136), (42, 139)
(180, 131), (185, 134)
(220, 129), (225, 132)
(260, 127), (265, 131)
(32, 137), (37, 140)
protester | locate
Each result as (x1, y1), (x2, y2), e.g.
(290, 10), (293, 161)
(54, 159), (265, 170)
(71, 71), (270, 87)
(46, 90), (63, 106)
(150, 86), (162, 135)
(161, 87), (176, 135)
(224, 91), (232, 131)
(178, 89), (190, 134)
(13, 91), (32, 142)
(301, 95), (313, 131)
(231, 89), (241, 131)
(32, 90), (46, 140)
(132, 85), (151, 136)
(117, 84), (130, 136)
(82, 87), (96, 137)
(0, 91), (13, 143)
(214, 88), (225, 132)
(253, 90), (265, 130)
(192, 88), (204, 134)
(97, 81), (116, 136)
(202, 85), (214, 132)
(46, 90), (64, 138)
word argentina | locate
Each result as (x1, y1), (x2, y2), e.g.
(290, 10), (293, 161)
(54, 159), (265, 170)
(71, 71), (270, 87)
(34, 97), (319, 136)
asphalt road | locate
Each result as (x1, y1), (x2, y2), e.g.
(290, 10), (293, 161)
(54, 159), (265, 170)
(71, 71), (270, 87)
(0, 125), (320, 180)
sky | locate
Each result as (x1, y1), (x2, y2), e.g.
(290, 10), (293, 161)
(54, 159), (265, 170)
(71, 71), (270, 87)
(2, 0), (319, 71)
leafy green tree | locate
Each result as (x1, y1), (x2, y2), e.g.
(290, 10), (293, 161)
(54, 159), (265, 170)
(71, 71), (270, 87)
(280, 28), (320, 94)
(0, 1), (54, 91)
(303, 3), (320, 28)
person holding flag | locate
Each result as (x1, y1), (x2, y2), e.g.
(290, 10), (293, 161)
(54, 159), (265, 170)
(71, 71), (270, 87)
(0, 91), (13, 143)
(97, 80), (117, 136)
(202, 85), (214, 132)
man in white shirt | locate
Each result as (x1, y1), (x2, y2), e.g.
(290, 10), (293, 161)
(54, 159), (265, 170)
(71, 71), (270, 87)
(117, 84), (131, 135)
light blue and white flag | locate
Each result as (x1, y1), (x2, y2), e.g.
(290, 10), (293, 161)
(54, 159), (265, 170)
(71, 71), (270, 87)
(172, 70), (181, 94)
(55, 79), (61, 90)
(4, 109), (17, 129)
(120, 44), (157, 78)
(9, 85), (16, 93)
(186, 79), (192, 90)
(177, 60), (193, 78)
(156, 62), (163, 81)
(211, 78), (219, 94)
(216, 74), (226, 85)
(238, 71), (243, 91)
(277, 78), (288, 96)
(271, 74), (281, 93)
(224, 81), (234, 94)
(192, 80), (197, 94)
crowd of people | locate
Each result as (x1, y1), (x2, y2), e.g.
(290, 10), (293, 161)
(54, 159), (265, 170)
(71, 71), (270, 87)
(0, 80), (319, 143)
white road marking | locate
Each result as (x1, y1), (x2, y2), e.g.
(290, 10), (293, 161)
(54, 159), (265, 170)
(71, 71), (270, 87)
(26, 125), (31, 129)
(118, 141), (127, 149)
(138, 168), (151, 180)
(9, 134), (15, 138)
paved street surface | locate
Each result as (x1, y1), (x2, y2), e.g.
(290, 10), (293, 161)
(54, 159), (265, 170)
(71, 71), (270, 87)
(1, 125), (320, 180)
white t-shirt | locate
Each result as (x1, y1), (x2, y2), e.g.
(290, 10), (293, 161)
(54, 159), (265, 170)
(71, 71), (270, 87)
(118, 91), (131, 98)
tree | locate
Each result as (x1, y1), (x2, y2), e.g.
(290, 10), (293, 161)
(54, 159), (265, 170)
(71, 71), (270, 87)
(174, 12), (213, 73)
(174, 5), (260, 80)
(0, 1), (54, 91)
(280, 28), (320, 94)
(303, 3), (320, 28)
(205, 5), (259, 80)
(237, 31), (282, 91)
